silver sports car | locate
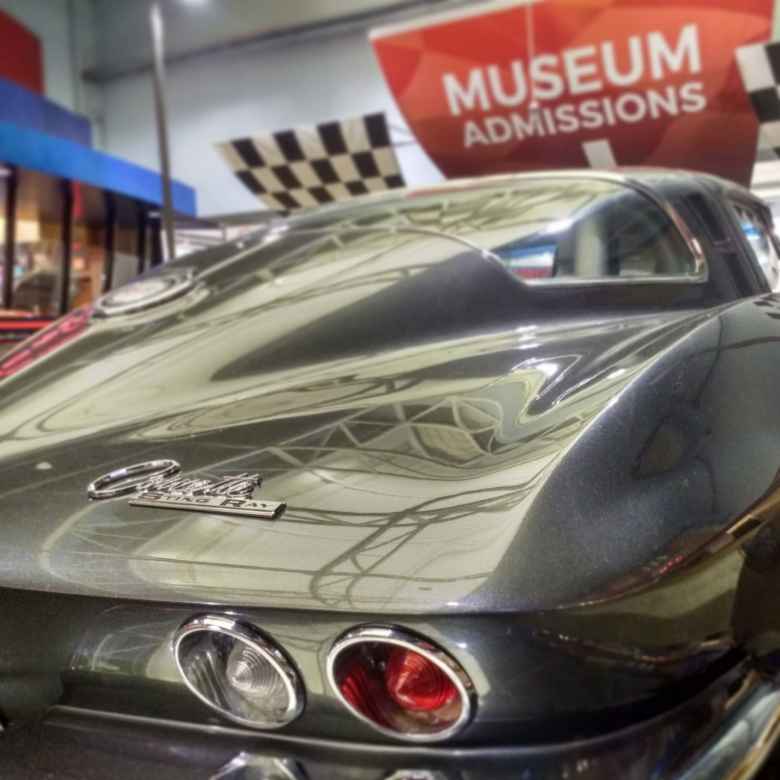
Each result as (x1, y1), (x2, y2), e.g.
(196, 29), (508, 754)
(2, 170), (780, 779)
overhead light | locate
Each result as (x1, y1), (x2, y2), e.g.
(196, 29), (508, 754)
(0, 218), (40, 243)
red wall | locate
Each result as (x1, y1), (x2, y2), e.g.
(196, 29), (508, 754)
(0, 10), (43, 94)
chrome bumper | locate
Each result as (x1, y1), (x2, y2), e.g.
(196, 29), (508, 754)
(674, 674), (780, 780)
(11, 665), (780, 780)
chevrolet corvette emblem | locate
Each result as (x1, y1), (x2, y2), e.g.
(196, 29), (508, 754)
(87, 460), (286, 520)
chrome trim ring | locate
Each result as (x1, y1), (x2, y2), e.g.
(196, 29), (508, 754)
(327, 624), (475, 743)
(94, 269), (196, 317)
(87, 459), (180, 499)
(173, 614), (304, 730)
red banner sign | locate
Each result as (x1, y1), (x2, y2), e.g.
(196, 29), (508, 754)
(0, 11), (43, 94)
(371, 0), (773, 184)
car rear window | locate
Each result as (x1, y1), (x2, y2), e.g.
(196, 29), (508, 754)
(299, 177), (701, 284)
(486, 183), (698, 282)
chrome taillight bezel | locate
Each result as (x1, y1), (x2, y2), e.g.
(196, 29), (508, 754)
(326, 624), (475, 743)
(172, 614), (304, 729)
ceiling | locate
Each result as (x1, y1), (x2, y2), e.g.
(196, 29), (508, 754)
(87, 0), (484, 82)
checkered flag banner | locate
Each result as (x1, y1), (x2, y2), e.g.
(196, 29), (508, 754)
(217, 113), (405, 211)
(736, 41), (780, 156)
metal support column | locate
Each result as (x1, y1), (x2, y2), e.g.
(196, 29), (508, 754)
(149, 3), (176, 263)
(136, 204), (148, 276)
(59, 180), (73, 316)
(150, 214), (163, 267)
(2, 166), (17, 310)
(103, 192), (116, 293)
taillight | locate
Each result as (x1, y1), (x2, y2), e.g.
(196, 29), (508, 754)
(0, 306), (92, 380)
(173, 615), (304, 729)
(328, 626), (473, 742)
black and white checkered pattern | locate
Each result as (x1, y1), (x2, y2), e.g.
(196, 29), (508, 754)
(737, 41), (780, 156)
(217, 113), (405, 211)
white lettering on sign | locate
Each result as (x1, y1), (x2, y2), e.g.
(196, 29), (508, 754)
(529, 54), (565, 100)
(648, 24), (701, 80)
(563, 45), (602, 95)
(443, 68), (491, 115)
(440, 24), (707, 149)
(602, 36), (644, 86)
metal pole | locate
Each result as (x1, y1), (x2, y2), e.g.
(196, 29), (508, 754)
(149, 2), (176, 262)
(59, 180), (73, 316)
(150, 214), (164, 267)
(3, 166), (17, 310)
(136, 203), (148, 276)
(103, 191), (116, 293)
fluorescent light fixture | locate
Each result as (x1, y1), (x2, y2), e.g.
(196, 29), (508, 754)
(0, 218), (41, 243)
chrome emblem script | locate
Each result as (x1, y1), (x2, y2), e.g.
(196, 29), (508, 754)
(87, 460), (286, 520)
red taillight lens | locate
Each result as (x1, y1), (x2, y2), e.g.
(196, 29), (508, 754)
(329, 628), (472, 741)
(339, 651), (392, 728)
(385, 646), (458, 712)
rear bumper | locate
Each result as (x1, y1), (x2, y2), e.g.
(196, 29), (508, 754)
(4, 666), (780, 780)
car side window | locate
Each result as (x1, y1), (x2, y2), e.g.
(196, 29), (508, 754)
(731, 202), (780, 290)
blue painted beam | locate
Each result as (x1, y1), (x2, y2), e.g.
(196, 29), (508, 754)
(0, 77), (92, 146)
(0, 121), (196, 216)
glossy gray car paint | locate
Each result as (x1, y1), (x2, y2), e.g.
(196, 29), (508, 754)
(2, 171), (780, 776)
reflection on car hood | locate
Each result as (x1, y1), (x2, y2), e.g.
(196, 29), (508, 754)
(0, 225), (746, 613)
